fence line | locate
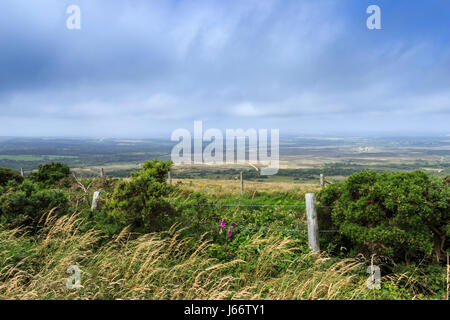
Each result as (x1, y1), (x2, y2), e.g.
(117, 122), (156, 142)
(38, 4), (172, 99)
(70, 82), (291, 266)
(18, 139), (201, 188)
(90, 172), (335, 252)
(164, 171), (329, 191)
(234, 226), (337, 233)
(166, 202), (331, 209)
(167, 194), (334, 250)
(169, 203), (307, 208)
(91, 190), (336, 239)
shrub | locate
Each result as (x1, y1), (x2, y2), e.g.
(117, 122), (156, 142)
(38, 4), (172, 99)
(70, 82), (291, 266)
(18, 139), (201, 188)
(0, 168), (23, 186)
(105, 159), (175, 233)
(29, 162), (71, 185)
(0, 180), (69, 230)
(318, 170), (449, 263)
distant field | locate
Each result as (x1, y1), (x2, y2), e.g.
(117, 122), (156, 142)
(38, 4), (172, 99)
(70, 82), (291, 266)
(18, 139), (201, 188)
(0, 136), (449, 180)
(0, 155), (77, 161)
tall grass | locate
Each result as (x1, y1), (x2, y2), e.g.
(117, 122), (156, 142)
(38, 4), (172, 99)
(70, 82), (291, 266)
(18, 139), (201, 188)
(0, 213), (445, 300)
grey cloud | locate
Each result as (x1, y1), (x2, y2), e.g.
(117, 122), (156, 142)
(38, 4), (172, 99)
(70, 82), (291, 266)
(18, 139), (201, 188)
(0, 0), (449, 136)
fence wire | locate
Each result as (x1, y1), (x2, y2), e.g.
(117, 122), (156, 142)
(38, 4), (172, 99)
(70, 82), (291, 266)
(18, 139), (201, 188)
(172, 203), (306, 208)
(168, 202), (331, 208)
(168, 201), (337, 233)
(235, 226), (337, 233)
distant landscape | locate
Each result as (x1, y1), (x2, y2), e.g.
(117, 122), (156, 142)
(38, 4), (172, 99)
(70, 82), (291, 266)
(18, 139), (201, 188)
(1, 136), (449, 183)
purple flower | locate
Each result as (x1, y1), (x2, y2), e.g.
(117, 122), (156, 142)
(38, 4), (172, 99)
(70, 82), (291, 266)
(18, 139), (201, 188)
(227, 229), (232, 238)
(231, 222), (237, 228)
(219, 219), (226, 229)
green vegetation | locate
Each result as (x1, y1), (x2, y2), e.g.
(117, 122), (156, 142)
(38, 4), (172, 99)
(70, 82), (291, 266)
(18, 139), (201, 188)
(29, 162), (71, 186)
(0, 167), (23, 186)
(106, 160), (175, 233)
(0, 179), (68, 231)
(0, 160), (448, 300)
(318, 170), (449, 264)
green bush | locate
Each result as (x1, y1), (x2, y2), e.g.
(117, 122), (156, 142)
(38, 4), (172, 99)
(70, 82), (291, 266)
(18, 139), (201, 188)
(318, 170), (449, 263)
(106, 159), (175, 233)
(29, 162), (71, 185)
(0, 168), (23, 186)
(0, 180), (69, 230)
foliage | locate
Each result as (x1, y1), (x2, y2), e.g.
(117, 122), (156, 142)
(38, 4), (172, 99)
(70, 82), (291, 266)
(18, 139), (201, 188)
(1, 214), (446, 300)
(29, 162), (71, 186)
(0, 157), (447, 300)
(0, 180), (68, 230)
(105, 159), (175, 233)
(318, 170), (450, 263)
(0, 167), (23, 186)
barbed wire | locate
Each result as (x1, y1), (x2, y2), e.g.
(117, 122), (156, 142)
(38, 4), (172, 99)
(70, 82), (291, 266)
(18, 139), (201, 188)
(173, 203), (305, 208)
(166, 201), (338, 233)
(236, 226), (337, 233)
(168, 202), (331, 208)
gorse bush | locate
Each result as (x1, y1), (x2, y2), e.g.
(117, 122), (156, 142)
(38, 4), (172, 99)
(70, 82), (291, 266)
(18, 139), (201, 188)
(0, 168), (23, 186)
(318, 170), (450, 263)
(106, 159), (175, 233)
(30, 162), (71, 186)
(0, 180), (68, 230)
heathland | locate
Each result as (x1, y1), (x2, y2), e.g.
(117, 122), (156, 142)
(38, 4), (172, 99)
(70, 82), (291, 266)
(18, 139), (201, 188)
(0, 159), (448, 300)
(1, 136), (449, 181)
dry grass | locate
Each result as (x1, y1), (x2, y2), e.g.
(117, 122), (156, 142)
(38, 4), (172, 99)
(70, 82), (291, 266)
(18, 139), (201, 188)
(173, 178), (320, 196)
(0, 214), (372, 300)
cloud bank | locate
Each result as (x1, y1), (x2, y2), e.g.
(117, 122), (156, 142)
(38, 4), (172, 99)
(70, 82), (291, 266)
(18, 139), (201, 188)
(0, 0), (449, 137)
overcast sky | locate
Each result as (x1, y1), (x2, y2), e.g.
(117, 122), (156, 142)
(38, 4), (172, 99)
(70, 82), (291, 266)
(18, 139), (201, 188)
(0, 0), (449, 137)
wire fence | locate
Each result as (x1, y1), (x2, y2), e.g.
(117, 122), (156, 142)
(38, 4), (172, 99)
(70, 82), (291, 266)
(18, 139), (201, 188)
(87, 172), (340, 245)
(166, 201), (338, 234)
(235, 226), (337, 233)
(168, 202), (331, 208)
(171, 203), (306, 208)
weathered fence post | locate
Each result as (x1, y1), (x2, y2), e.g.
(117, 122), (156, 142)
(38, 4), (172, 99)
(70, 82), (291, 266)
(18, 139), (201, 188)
(305, 193), (320, 253)
(168, 171), (172, 185)
(20, 168), (24, 177)
(320, 174), (325, 188)
(240, 171), (244, 195)
(91, 191), (100, 211)
(100, 168), (104, 178)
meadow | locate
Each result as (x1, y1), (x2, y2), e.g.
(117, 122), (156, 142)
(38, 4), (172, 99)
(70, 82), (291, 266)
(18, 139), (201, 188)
(0, 160), (448, 300)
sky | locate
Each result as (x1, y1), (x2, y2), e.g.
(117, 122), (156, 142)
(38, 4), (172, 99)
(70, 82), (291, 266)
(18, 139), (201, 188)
(0, 0), (449, 138)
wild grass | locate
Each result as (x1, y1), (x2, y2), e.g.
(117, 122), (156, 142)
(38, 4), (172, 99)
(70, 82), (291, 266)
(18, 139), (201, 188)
(172, 178), (320, 196)
(1, 174), (446, 300)
(0, 213), (383, 300)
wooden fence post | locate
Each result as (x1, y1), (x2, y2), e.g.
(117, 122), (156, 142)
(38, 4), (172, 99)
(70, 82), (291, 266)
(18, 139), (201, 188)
(305, 193), (320, 253)
(320, 174), (325, 188)
(240, 171), (244, 195)
(100, 168), (104, 178)
(20, 168), (24, 177)
(168, 171), (172, 185)
(91, 191), (100, 211)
